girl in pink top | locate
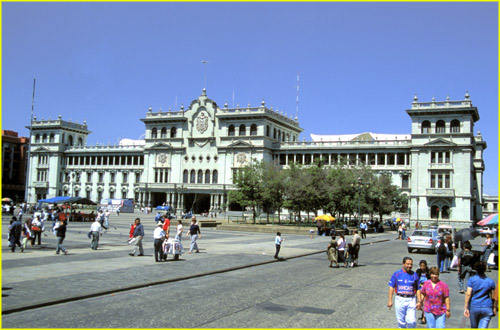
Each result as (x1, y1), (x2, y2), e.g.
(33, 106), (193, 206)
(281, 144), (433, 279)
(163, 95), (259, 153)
(418, 267), (450, 328)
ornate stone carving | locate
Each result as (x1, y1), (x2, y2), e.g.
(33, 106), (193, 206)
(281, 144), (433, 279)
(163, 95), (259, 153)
(196, 112), (209, 134)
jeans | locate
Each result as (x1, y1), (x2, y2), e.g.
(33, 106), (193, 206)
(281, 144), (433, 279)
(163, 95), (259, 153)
(91, 232), (100, 250)
(274, 244), (281, 258)
(9, 236), (22, 252)
(458, 265), (474, 291)
(56, 236), (66, 253)
(482, 247), (493, 263)
(395, 295), (416, 328)
(437, 255), (446, 272)
(469, 306), (494, 328)
(424, 312), (446, 328)
(189, 234), (199, 252)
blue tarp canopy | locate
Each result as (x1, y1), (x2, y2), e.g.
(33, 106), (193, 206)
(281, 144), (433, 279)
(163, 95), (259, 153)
(156, 206), (172, 210)
(38, 196), (96, 205)
(38, 196), (71, 204)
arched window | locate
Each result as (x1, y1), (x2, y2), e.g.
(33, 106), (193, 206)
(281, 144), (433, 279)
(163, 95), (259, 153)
(212, 170), (218, 184)
(266, 125), (270, 137)
(170, 127), (177, 138)
(421, 121), (431, 134)
(450, 119), (460, 133)
(68, 135), (74, 146)
(431, 205), (440, 219)
(42, 134), (47, 143)
(183, 170), (189, 183)
(441, 205), (450, 219)
(151, 128), (157, 139)
(161, 127), (167, 138)
(190, 170), (196, 183)
(239, 124), (246, 136)
(250, 124), (257, 136)
(228, 125), (235, 137)
(436, 120), (446, 133)
(205, 170), (211, 184)
(35, 134), (40, 143)
(197, 170), (203, 183)
(78, 137), (83, 146)
(49, 134), (55, 143)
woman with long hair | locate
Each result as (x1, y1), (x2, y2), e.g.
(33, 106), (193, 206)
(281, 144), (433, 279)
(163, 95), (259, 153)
(416, 260), (430, 324)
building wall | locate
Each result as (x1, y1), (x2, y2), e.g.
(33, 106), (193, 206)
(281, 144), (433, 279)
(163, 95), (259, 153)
(24, 91), (486, 224)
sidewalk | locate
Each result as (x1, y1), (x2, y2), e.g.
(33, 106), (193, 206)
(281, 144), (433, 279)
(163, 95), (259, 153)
(1, 212), (393, 313)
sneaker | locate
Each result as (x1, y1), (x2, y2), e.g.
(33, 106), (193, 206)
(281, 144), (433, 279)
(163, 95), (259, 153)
(129, 253), (135, 256)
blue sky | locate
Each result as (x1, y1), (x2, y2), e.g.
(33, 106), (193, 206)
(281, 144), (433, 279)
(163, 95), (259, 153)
(2, 2), (498, 195)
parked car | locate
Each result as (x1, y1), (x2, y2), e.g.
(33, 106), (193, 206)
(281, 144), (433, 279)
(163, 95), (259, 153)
(407, 229), (440, 254)
(477, 227), (497, 237)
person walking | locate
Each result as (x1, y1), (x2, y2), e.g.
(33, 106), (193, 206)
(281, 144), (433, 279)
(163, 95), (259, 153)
(129, 218), (145, 256)
(444, 234), (455, 272)
(153, 222), (166, 262)
(89, 219), (102, 250)
(458, 241), (475, 294)
(9, 216), (23, 252)
(464, 261), (496, 328)
(327, 236), (339, 268)
(416, 260), (431, 324)
(359, 220), (368, 239)
(436, 238), (448, 272)
(388, 257), (421, 328)
(54, 219), (68, 255)
(351, 229), (362, 267)
(417, 267), (451, 328)
(175, 220), (184, 252)
(162, 215), (171, 237)
(337, 234), (346, 266)
(31, 215), (43, 246)
(481, 234), (493, 263)
(187, 217), (201, 253)
(21, 219), (32, 251)
(274, 232), (283, 259)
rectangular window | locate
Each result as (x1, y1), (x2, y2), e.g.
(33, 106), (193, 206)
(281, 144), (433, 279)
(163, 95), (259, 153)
(110, 173), (115, 183)
(97, 156), (102, 165)
(135, 173), (141, 183)
(109, 191), (115, 199)
(431, 174), (436, 188)
(444, 174), (450, 188)
(494, 203), (498, 211)
(437, 174), (443, 188)
(155, 170), (158, 183)
(377, 154), (385, 165)
(438, 152), (443, 163)
(402, 175), (409, 189)
(123, 173), (128, 183)
(98, 173), (103, 183)
(431, 152), (436, 164)
(445, 152), (450, 164)
(86, 191), (91, 199)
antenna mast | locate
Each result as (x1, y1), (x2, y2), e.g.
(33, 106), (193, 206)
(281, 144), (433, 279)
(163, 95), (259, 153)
(24, 78), (36, 202)
(201, 60), (209, 90)
(296, 73), (299, 119)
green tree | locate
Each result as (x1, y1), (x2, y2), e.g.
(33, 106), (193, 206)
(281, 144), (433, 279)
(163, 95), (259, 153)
(228, 161), (262, 223)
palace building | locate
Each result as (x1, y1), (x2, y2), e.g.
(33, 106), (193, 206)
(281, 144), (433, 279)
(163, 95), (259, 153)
(25, 89), (486, 224)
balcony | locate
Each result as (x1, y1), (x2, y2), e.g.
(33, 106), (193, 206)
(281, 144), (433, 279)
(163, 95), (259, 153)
(426, 188), (455, 198)
(33, 181), (48, 188)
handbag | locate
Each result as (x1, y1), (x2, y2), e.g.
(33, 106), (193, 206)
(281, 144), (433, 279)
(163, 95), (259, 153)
(450, 254), (459, 268)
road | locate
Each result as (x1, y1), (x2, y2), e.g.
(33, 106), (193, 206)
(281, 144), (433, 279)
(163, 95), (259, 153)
(2, 213), (498, 328)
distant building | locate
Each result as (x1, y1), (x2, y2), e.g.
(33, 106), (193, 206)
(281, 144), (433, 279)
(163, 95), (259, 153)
(24, 90), (487, 225)
(482, 195), (498, 217)
(2, 130), (29, 202)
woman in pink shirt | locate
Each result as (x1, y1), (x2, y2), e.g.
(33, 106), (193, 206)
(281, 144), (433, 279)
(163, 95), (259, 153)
(418, 267), (450, 328)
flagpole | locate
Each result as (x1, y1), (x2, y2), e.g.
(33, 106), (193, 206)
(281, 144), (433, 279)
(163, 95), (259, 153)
(24, 78), (35, 203)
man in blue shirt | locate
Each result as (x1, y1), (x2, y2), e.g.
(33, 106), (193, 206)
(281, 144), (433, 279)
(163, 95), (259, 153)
(359, 220), (368, 239)
(129, 218), (145, 256)
(388, 257), (422, 328)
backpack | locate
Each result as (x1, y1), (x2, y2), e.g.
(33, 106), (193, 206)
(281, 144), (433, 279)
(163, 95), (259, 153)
(438, 243), (447, 256)
(461, 250), (474, 266)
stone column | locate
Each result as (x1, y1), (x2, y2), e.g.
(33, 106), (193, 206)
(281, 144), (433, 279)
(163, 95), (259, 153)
(385, 153), (388, 166)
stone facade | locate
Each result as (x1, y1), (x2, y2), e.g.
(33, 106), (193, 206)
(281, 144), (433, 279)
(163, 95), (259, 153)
(25, 90), (486, 224)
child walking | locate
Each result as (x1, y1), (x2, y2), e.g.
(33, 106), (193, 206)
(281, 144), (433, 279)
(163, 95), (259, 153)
(274, 232), (284, 259)
(345, 243), (354, 267)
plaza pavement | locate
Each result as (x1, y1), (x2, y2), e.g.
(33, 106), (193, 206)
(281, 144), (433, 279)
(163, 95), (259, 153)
(2, 212), (390, 314)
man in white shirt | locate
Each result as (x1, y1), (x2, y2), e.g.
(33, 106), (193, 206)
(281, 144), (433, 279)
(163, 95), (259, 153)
(153, 222), (166, 262)
(90, 219), (103, 250)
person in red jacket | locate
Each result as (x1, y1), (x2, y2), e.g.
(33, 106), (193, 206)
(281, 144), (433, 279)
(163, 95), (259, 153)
(162, 215), (170, 237)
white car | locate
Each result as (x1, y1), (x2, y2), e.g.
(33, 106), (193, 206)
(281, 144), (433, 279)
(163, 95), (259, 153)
(407, 229), (440, 254)
(477, 227), (496, 237)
